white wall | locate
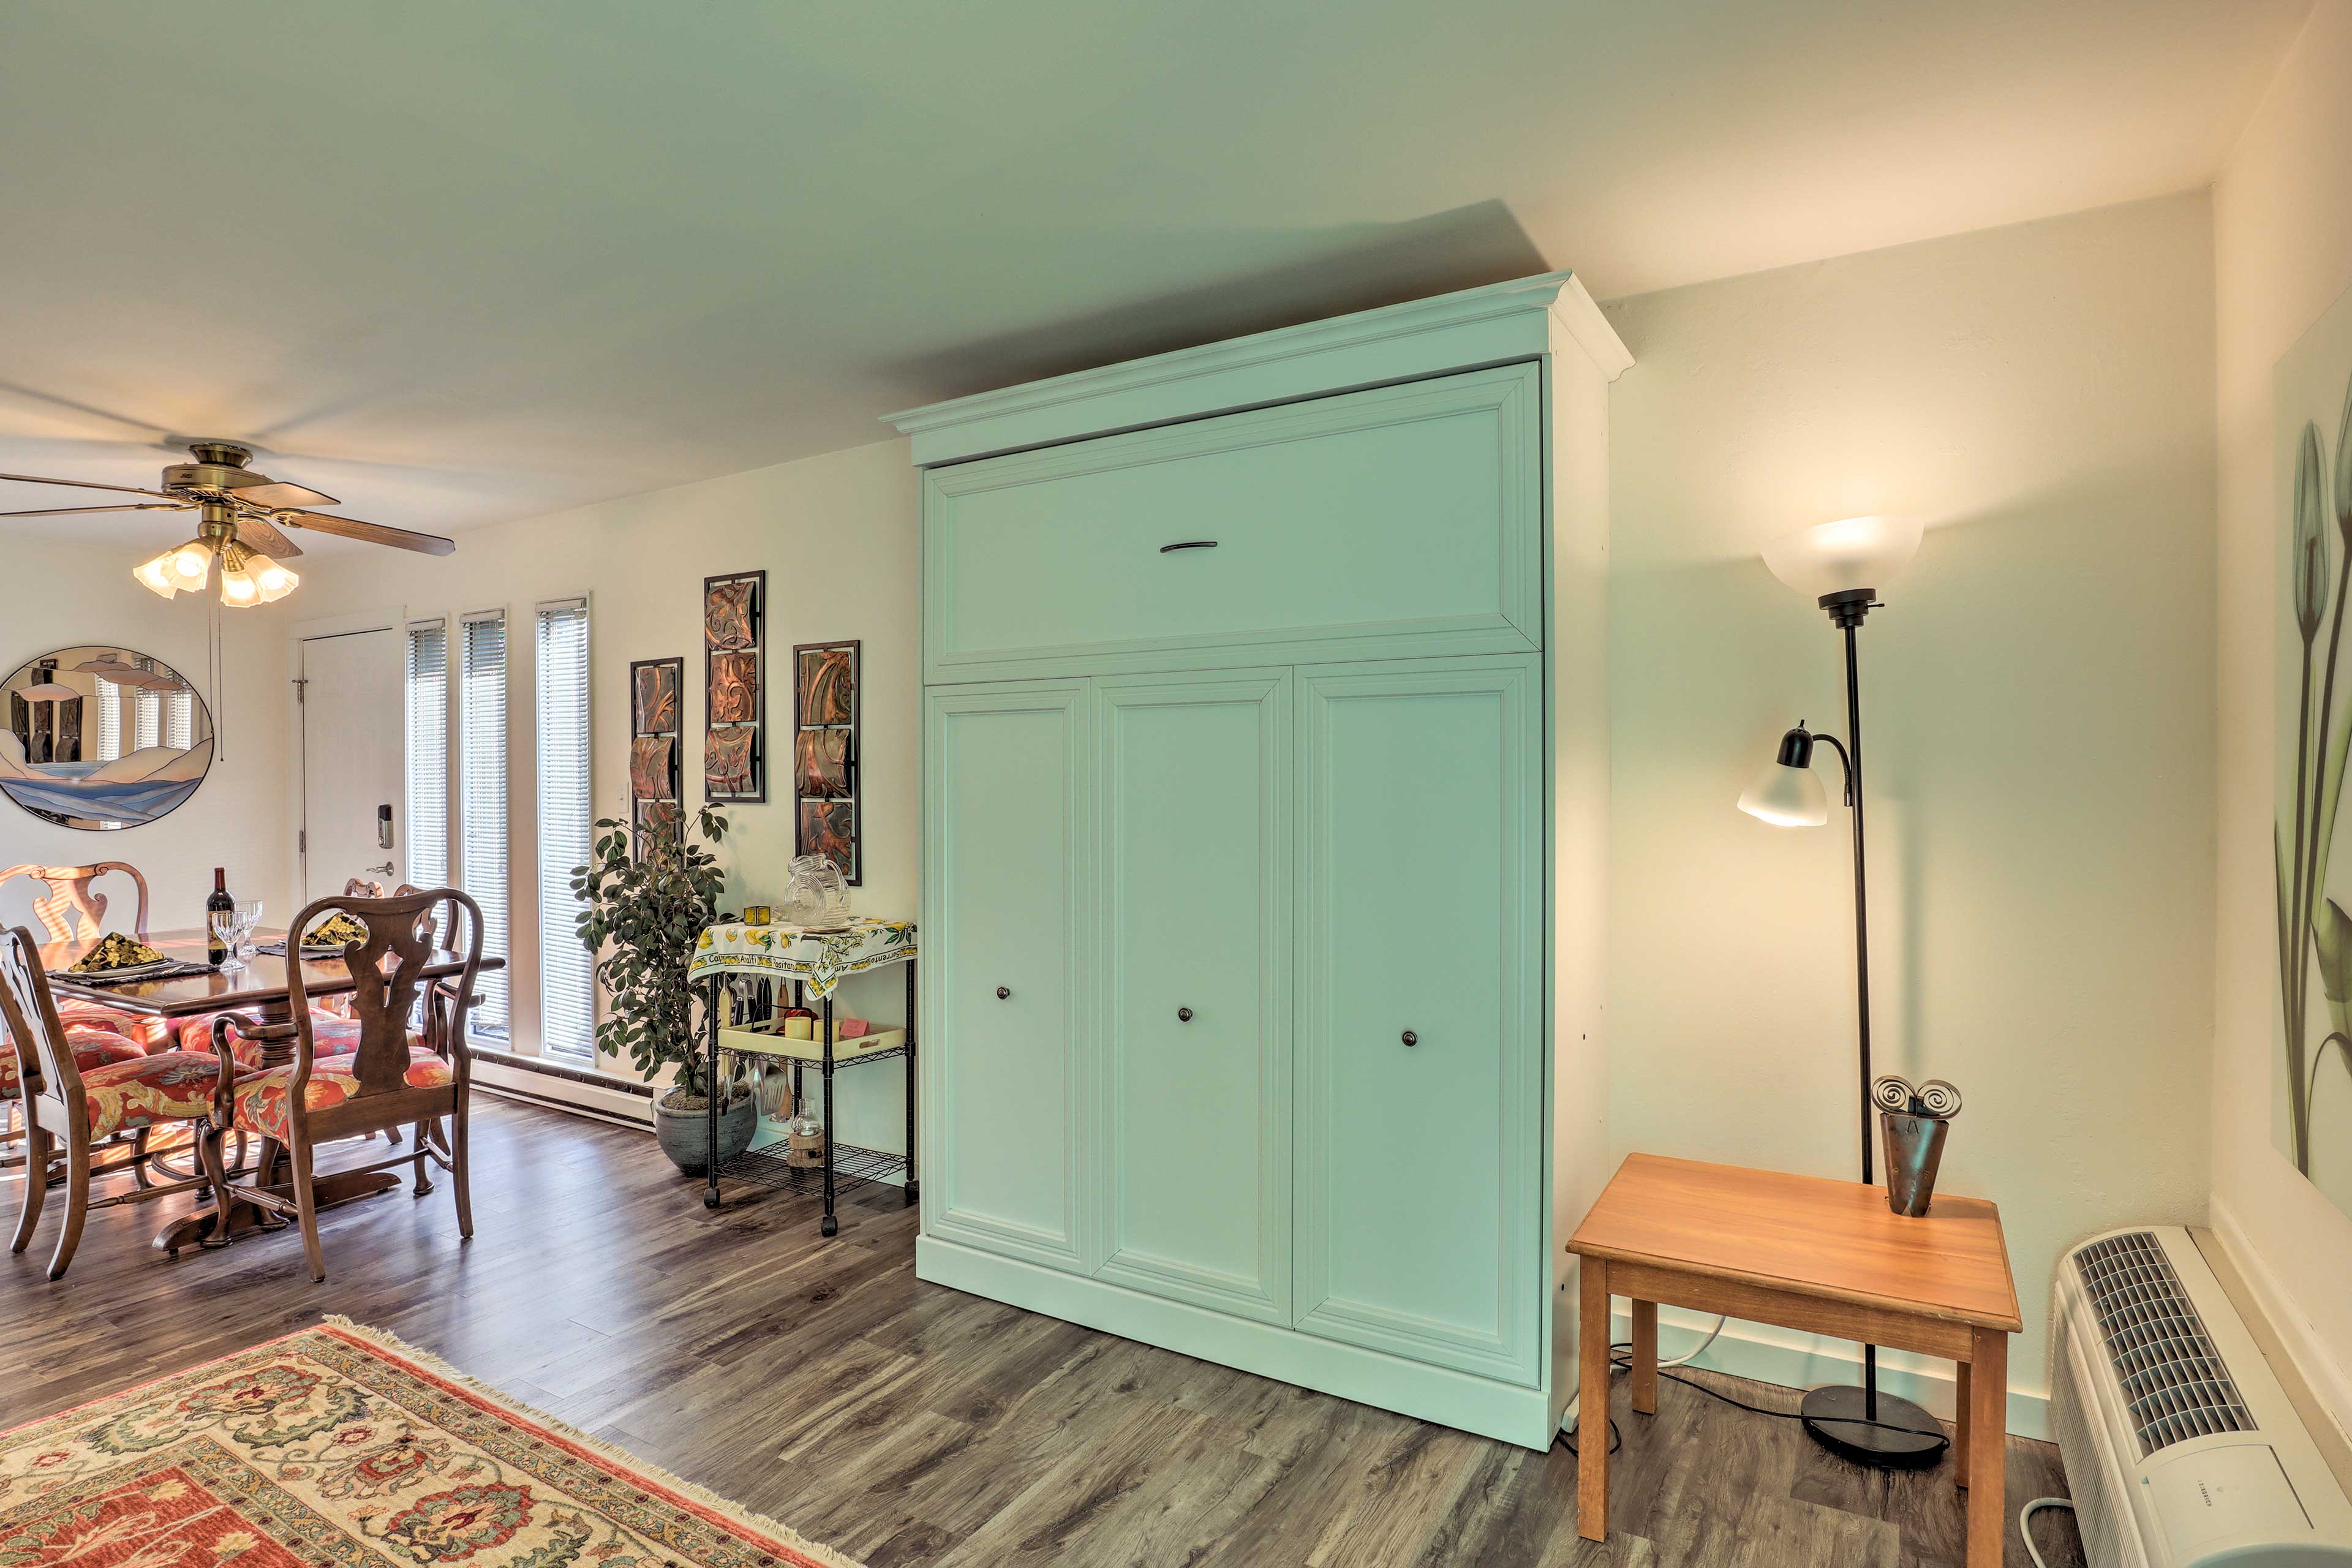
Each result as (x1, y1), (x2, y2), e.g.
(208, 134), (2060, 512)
(0, 533), (294, 936)
(2213, 0), (2352, 1436)
(297, 438), (921, 1145)
(1603, 191), (2218, 1431)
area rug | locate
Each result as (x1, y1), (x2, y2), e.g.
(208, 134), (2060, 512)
(0, 1317), (863, 1568)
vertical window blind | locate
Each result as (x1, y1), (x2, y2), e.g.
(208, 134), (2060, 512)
(460, 609), (510, 1038)
(535, 598), (594, 1060)
(95, 677), (120, 761)
(167, 690), (194, 750)
(134, 688), (160, 750)
(405, 619), (450, 891)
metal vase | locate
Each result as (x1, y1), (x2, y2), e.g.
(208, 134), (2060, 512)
(1880, 1110), (1950, 1217)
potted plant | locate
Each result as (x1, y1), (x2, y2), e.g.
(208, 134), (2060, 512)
(573, 803), (753, 1174)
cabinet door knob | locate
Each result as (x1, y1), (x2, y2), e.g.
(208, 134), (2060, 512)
(1401, 1030), (1418, 1047)
(1177, 1006), (1193, 1022)
(995, 986), (1011, 1000)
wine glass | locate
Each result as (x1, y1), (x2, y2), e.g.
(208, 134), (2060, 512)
(211, 900), (262, 968)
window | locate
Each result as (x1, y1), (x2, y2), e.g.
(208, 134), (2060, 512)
(405, 619), (450, 890)
(460, 609), (510, 1039)
(95, 677), (120, 761)
(134, 687), (160, 750)
(167, 690), (193, 750)
(535, 598), (594, 1060)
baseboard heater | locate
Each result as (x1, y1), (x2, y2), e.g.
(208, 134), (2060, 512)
(2050, 1226), (2352, 1565)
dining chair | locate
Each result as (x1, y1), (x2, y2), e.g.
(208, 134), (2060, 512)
(0, 862), (150, 945)
(0, 926), (223, 1278)
(202, 888), (483, 1283)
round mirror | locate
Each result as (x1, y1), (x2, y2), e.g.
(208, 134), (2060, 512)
(0, 646), (213, 831)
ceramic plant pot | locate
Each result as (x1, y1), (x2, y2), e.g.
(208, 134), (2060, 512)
(653, 1089), (755, 1175)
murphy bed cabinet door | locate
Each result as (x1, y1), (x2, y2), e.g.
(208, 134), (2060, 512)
(1294, 655), (1542, 1385)
(924, 681), (1098, 1273)
(1094, 671), (1292, 1324)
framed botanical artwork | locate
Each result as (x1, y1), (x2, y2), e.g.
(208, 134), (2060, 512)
(791, 638), (859, 883)
(704, 571), (765, 803)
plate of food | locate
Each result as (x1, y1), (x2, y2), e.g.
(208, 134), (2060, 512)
(67, 933), (174, 978)
(300, 911), (371, 956)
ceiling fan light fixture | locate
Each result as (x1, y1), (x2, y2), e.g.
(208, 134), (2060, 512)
(133, 548), (185, 598)
(216, 544), (263, 608)
(172, 543), (211, 582)
(252, 557), (298, 604)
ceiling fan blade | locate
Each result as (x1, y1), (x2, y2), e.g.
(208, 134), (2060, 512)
(279, 510), (455, 556)
(234, 513), (304, 559)
(0, 502), (192, 519)
(230, 479), (338, 509)
(0, 470), (179, 501)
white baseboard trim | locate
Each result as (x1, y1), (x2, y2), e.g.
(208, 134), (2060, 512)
(1606, 1304), (2049, 1442)
(2210, 1193), (2352, 1452)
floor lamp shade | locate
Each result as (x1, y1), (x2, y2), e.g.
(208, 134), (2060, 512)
(1761, 516), (1923, 602)
(1739, 760), (1830, 826)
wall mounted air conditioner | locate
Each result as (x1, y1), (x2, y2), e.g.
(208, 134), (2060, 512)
(2050, 1227), (2352, 1567)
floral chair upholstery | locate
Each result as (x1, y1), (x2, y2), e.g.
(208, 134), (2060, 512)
(232, 1042), (449, 1143)
(0, 1022), (143, 1100)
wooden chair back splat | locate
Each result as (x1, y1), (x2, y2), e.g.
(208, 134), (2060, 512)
(0, 863), (151, 946)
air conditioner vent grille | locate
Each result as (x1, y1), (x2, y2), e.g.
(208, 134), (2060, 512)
(2074, 1231), (2256, 1457)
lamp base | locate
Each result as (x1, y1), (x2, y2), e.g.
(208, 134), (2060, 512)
(1798, 1384), (1948, 1469)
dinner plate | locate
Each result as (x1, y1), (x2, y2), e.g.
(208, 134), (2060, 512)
(64, 957), (177, 981)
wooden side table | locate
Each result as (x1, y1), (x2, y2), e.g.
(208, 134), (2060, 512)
(1567, 1153), (2022, 1568)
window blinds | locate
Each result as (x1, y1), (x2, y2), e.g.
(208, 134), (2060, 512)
(96, 677), (120, 761)
(535, 598), (594, 1060)
(406, 620), (450, 891)
(460, 609), (510, 1038)
(167, 690), (193, 750)
(134, 688), (160, 751)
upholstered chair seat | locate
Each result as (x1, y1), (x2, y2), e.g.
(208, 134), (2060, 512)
(75, 1052), (223, 1139)
(0, 1026), (143, 1100)
(230, 1041), (447, 1144)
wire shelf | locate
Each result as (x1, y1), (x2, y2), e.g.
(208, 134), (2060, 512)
(715, 1140), (908, 1199)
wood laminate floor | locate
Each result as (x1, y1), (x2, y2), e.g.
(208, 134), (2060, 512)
(0, 1101), (2086, 1566)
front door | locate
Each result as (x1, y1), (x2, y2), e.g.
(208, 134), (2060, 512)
(300, 627), (405, 903)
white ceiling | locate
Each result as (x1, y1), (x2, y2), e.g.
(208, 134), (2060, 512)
(0, 0), (2310, 545)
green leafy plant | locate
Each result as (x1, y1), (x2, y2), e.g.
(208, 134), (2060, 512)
(2275, 371), (2352, 1174)
(574, 804), (731, 1102)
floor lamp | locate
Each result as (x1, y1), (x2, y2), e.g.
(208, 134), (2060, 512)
(1737, 514), (1947, 1468)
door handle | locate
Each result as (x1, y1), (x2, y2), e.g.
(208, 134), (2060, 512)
(1401, 1030), (1418, 1047)
(377, 804), (395, 850)
(366, 862), (395, 876)
(995, 986), (1011, 1000)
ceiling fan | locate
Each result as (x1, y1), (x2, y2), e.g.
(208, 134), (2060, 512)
(0, 440), (456, 608)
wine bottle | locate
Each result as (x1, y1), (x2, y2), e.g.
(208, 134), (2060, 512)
(206, 867), (232, 967)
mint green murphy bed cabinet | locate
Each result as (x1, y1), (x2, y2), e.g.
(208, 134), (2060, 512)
(889, 273), (1630, 1450)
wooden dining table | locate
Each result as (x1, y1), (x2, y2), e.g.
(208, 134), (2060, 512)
(40, 925), (503, 1254)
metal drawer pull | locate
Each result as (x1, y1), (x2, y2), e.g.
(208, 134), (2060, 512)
(995, 986), (1011, 1000)
(1177, 1007), (1193, 1022)
(1159, 540), (1218, 553)
(1401, 1030), (1418, 1047)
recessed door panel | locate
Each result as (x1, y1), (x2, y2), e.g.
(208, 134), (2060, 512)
(1096, 673), (1290, 1322)
(924, 682), (1095, 1271)
(1295, 655), (1540, 1384)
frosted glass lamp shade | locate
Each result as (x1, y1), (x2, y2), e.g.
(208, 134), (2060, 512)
(1739, 760), (1830, 826)
(1762, 516), (1923, 601)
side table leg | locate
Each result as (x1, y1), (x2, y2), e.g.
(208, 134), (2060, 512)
(1965, 1328), (2005, 1568)
(1577, 1258), (1611, 1542)
(1954, 1359), (1972, 1477)
(1630, 1298), (1658, 1415)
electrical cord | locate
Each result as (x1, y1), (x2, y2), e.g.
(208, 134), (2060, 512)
(2019, 1497), (2075, 1568)
(1597, 1343), (1954, 1454)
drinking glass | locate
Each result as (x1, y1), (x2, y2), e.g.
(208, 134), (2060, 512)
(210, 900), (263, 968)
